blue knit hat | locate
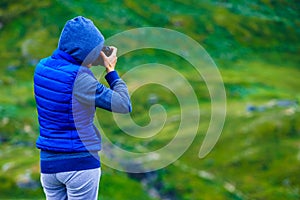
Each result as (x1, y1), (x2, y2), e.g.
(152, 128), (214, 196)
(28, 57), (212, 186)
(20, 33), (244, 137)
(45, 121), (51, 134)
(58, 16), (104, 65)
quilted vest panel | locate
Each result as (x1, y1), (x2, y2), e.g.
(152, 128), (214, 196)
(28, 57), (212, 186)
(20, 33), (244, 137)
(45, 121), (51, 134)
(34, 50), (101, 152)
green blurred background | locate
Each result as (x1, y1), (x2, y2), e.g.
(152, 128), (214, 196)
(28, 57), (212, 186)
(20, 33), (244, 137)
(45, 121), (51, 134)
(0, 0), (299, 199)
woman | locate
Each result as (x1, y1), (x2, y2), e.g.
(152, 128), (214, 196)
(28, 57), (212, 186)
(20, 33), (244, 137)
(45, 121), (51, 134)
(33, 16), (131, 200)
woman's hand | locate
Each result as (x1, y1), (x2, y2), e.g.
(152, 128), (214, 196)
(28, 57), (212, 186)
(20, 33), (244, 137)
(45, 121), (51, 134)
(100, 46), (118, 73)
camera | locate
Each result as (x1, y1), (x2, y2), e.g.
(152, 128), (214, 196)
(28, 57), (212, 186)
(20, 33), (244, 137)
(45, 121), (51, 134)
(102, 46), (113, 56)
(92, 45), (113, 66)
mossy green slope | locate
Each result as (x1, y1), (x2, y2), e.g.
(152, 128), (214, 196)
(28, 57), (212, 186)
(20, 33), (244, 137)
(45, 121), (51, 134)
(0, 0), (299, 199)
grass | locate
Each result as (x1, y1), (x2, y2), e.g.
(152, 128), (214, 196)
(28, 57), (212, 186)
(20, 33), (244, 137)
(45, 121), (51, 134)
(0, 0), (299, 199)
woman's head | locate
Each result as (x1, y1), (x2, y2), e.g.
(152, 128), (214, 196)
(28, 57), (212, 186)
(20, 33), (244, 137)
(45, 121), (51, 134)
(58, 16), (104, 66)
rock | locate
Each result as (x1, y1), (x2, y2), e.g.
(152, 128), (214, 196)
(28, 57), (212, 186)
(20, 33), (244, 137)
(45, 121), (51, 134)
(2, 162), (14, 172)
(148, 94), (158, 105)
(246, 104), (256, 112)
(6, 65), (19, 72)
(0, 132), (9, 143)
(2, 117), (10, 126)
(277, 100), (297, 107)
(284, 108), (295, 116)
(224, 182), (236, 193)
(28, 59), (39, 66)
(16, 170), (39, 190)
(198, 170), (215, 180)
(23, 124), (32, 134)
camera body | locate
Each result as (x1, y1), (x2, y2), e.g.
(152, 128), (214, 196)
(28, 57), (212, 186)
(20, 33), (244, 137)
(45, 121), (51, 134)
(92, 46), (113, 66)
(102, 46), (113, 57)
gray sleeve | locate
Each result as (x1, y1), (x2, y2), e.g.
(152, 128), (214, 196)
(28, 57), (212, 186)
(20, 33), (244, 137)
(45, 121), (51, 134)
(73, 73), (98, 106)
(73, 72), (132, 113)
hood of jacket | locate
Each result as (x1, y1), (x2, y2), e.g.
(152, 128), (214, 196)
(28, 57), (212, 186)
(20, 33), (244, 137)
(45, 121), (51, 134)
(58, 16), (104, 66)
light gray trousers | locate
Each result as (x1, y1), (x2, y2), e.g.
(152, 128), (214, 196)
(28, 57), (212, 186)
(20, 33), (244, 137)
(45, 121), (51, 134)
(40, 168), (101, 200)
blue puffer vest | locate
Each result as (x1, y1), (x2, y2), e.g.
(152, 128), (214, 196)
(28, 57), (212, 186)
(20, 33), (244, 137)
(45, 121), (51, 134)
(34, 49), (101, 152)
